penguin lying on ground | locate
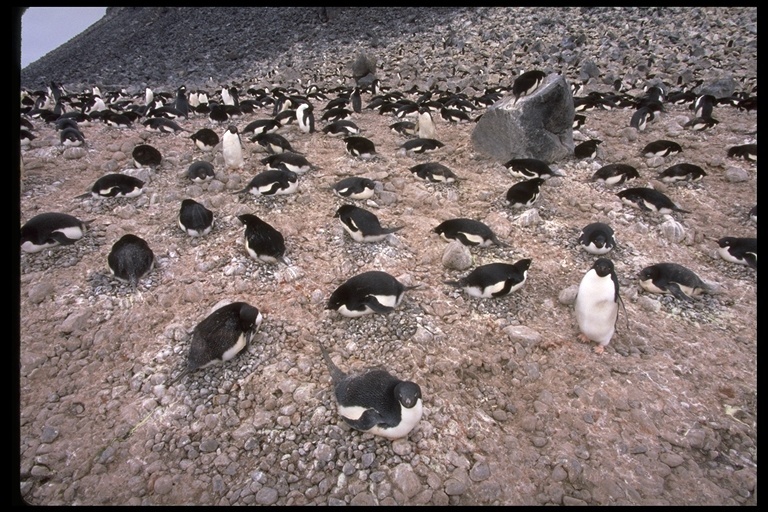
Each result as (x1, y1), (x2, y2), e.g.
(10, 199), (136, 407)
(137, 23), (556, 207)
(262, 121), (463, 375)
(77, 174), (145, 199)
(591, 164), (639, 186)
(577, 222), (616, 255)
(178, 199), (214, 237)
(20, 212), (92, 253)
(234, 169), (299, 197)
(445, 259), (531, 298)
(716, 237), (757, 270)
(107, 234), (155, 289)
(332, 177), (376, 200)
(638, 262), (715, 301)
(327, 270), (416, 317)
(409, 162), (461, 183)
(506, 178), (545, 209)
(320, 342), (423, 440)
(503, 158), (564, 180)
(433, 218), (507, 247)
(617, 187), (690, 214)
(238, 213), (288, 265)
(334, 204), (403, 243)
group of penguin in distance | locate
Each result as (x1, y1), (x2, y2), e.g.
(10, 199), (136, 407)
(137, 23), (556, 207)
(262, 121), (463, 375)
(20, 67), (756, 440)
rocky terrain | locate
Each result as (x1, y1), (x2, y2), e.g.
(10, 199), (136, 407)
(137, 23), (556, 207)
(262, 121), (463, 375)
(18, 7), (756, 506)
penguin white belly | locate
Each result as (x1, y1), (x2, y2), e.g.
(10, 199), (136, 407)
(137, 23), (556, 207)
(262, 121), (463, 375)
(369, 399), (423, 439)
(222, 135), (244, 169)
(575, 273), (618, 346)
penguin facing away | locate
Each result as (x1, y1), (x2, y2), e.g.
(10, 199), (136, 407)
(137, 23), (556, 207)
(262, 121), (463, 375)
(169, 301), (263, 386)
(506, 178), (545, 209)
(107, 234), (156, 288)
(320, 342), (423, 440)
(178, 199), (214, 237)
(617, 187), (690, 214)
(574, 258), (620, 354)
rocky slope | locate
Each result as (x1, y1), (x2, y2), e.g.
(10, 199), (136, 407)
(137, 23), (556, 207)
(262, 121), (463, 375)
(18, 7), (756, 506)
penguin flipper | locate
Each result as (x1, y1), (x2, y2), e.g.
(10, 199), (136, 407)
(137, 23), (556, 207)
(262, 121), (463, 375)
(48, 232), (78, 246)
(667, 282), (694, 302)
(343, 408), (387, 431)
(363, 296), (395, 314)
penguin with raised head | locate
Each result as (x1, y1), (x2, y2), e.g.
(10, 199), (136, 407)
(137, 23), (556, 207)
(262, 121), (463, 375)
(173, 85), (190, 118)
(296, 102), (316, 134)
(334, 204), (404, 243)
(178, 199), (214, 237)
(327, 270), (414, 317)
(320, 342), (423, 439)
(107, 234), (155, 288)
(445, 259), (531, 298)
(716, 237), (757, 270)
(577, 222), (616, 255)
(222, 125), (244, 169)
(168, 301), (263, 386)
(20, 212), (91, 253)
(238, 213), (288, 264)
(574, 258), (620, 354)
(416, 107), (436, 139)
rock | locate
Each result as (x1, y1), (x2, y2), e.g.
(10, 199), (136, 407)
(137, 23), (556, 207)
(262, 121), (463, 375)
(471, 74), (575, 163)
(441, 241), (472, 270)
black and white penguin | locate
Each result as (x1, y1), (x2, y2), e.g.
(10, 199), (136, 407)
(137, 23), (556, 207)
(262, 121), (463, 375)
(684, 116), (719, 131)
(251, 132), (297, 154)
(107, 234), (155, 288)
(79, 174), (145, 199)
(638, 262), (713, 301)
(326, 270), (414, 317)
(321, 107), (353, 123)
(577, 222), (616, 255)
(657, 163), (707, 183)
(234, 169), (299, 197)
(222, 125), (245, 169)
(693, 94), (716, 118)
(238, 213), (288, 264)
(241, 118), (281, 137)
(433, 218), (507, 247)
(591, 163), (640, 186)
(261, 152), (317, 175)
(512, 70), (546, 103)
(59, 126), (85, 147)
(169, 301), (263, 386)
(727, 144), (756, 162)
(332, 176), (376, 200)
(296, 102), (316, 134)
(399, 138), (444, 155)
(178, 199), (214, 237)
(173, 85), (190, 118)
(334, 204), (404, 243)
(503, 158), (564, 180)
(629, 106), (654, 131)
(143, 117), (184, 134)
(574, 139), (602, 159)
(20, 212), (91, 253)
(574, 258), (620, 354)
(322, 120), (361, 137)
(417, 108), (437, 139)
(186, 161), (215, 182)
(439, 106), (471, 123)
(132, 144), (162, 168)
(320, 342), (423, 439)
(641, 140), (683, 158)
(505, 178), (545, 209)
(190, 128), (220, 151)
(617, 187), (690, 214)
(749, 205), (757, 224)
(716, 237), (757, 270)
(389, 121), (417, 137)
(409, 162), (460, 183)
(343, 136), (377, 160)
(445, 259), (532, 298)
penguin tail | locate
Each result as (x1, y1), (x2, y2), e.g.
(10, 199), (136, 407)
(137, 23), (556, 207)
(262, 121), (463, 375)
(674, 207), (692, 214)
(493, 237), (510, 247)
(167, 367), (190, 387)
(444, 280), (462, 288)
(75, 192), (92, 199)
(319, 342), (346, 384)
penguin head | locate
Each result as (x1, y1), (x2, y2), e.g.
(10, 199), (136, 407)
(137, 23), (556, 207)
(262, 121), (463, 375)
(592, 258), (615, 278)
(395, 381), (423, 409)
(236, 303), (263, 333)
(334, 204), (356, 219)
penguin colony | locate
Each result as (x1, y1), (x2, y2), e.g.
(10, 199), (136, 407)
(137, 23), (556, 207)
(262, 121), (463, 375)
(20, 61), (756, 442)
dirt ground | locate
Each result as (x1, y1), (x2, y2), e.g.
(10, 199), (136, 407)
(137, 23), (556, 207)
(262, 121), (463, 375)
(18, 85), (757, 505)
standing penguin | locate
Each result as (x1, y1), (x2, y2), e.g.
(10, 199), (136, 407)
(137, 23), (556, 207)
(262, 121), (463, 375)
(222, 125), (244, 169)
(351, 86), (362, 113)
(107, 234), (156, 288)
(296, 102), (316, 134)
(574, 258), (620, 354)
(169, 301), (263, 386)
(173, 85), (190, 118)
(416, 107), (436, 139)
(320, 342), (423, 439)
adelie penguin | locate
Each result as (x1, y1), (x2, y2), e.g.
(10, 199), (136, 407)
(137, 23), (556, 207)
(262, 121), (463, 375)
(20, 212), (92, 253)
(727, 144), (756, 162)
(684, 116), (719, 131)
(332, 176), (376, 200)
(409, 162), (461, 183)
(617, 187), (690, 214)
(261, 152), (317, 175)
(716, 237), (757, 270)
(503, 158), (564, 180)
(60, 127), (85, 147)
(327, 270), (416, 317)
(445, 259), (531, 298)
(629, 106), (654, 131)
(574, 258), (621, 354)
(190, 128), (220, 151)
(222, 125), (245, 169)
(186, 161), (215, 182)
(433, 218), (507, 247)
(506, 178), (545, 209)
(78, 173), (145, 199)
(591, 163), (640, 186)
(642, 140), (683, 158)
(577, 222), (616, 255)
(234, 169), (299, 197)
(252, 132), (297, 154)
(168, 301), (263, 386)
(657, 163), (707, 183)
(319, 342), (423, 440)
(638, 262), (714, 301)
(343, 136), (377, 160)
(241, 118), (280, 137)
(322, 120), (361, 137)
(511, 70), (546, 103)
(574, 139), (602, 159)
(295, 102), (316, 134)
(132, 144), (162, 169)
(334, 204), (404, 242)
(178, 199), (214, 237)
(238, 213), (288, 265)
(107, 234), (155, 288)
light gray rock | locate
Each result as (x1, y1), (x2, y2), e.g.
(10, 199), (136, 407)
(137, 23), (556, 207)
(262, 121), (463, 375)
(471, 73), (575, 163)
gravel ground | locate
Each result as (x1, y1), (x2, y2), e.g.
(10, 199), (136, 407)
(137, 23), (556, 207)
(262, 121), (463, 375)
(18, 7), (756, 506)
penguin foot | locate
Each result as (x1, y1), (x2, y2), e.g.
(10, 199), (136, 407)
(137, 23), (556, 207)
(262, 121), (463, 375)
(593, 345), (605, 355)
(577, 333), (591, 344)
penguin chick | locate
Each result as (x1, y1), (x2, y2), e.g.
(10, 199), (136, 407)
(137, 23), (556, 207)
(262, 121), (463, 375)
(320, 342), (423, 440)
(574, 258), (620, 354)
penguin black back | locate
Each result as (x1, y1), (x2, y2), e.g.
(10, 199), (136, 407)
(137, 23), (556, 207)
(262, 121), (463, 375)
(107, 234), (155, 287)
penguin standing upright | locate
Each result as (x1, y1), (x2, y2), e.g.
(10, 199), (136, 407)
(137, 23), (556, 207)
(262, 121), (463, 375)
(574, 258), (620, 354)
(351, 86), (362, 113)
(320, 342), (423, 439)
(417, 107), (436, 139)
(174, 85), (190, 118)
(296, 102), (316, 133)
(222, 125), (244, 169)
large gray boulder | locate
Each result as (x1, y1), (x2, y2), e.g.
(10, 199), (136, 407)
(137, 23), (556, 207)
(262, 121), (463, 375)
(471, 74), (575, 164)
